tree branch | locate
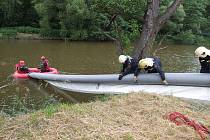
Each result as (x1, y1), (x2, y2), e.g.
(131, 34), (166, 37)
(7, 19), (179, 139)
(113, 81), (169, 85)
(98, 29), (124, 55)
(104, 14), (118, 31)
(158, 0), (183, 26)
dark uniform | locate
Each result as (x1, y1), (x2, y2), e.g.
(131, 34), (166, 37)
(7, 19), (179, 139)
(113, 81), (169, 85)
(119, 57), (138, 80)
(199, 56), (210, 73)
(134, 57), (166, 81)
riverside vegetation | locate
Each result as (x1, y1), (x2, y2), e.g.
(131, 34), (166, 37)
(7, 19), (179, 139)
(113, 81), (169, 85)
(0, 0), (210, 45)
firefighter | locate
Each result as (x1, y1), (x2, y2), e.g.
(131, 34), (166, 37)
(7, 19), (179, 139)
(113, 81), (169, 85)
(194, 46), (210, 73)
(118, 55), (138, 80)
(39, 56), (50, 72)
(16, 60), (29, 73)
(134, 57), (168, 85)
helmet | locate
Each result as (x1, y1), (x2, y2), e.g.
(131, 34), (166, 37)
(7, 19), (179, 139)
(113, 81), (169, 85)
(19, 60), (25, 66)
(41, 56), (46, 60)
(118, 55), (128, 64)
(194, 46), (210, 58)
(139, 58), (154, 69)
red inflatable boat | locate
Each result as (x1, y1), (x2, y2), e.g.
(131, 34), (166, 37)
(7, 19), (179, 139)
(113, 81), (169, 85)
(13, 67), (58, 79)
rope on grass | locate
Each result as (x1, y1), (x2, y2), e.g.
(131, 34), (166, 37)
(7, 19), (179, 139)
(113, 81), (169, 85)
(165, 112), (210, 140)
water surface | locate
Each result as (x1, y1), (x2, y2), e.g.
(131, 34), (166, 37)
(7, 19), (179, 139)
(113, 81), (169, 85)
(0, 40), (200, 115)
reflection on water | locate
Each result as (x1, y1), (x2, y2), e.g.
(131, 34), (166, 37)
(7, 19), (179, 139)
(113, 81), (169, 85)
(0, 40), (201, 116)
(156, 44), (200, 72)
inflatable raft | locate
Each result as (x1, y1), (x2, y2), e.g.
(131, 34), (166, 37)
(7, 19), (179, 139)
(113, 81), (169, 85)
(13, 68), (58, 79)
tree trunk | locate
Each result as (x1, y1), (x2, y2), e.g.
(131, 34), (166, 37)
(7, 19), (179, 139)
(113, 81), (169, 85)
(132, 0), (183, 60)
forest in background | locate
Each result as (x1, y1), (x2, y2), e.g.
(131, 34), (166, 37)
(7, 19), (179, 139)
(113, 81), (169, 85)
(0, 0), (210, 45)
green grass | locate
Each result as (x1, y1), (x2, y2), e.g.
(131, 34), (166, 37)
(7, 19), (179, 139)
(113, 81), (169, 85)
(43, 105), (58, 118)
(122, 133), (135, 140)
(91, 94), (113, 102)
(29, 112), (39, 126)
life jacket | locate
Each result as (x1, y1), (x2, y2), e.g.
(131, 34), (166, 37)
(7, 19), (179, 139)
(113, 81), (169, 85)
(40, 59), (50, 72)
(16, 63), (28, 73)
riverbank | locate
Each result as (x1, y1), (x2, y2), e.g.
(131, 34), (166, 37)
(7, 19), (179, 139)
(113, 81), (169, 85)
(0, 93), (209, 139)
(0, 27), (108, 41)
(1, 27), (210, 45)
(0, 27), (63, 40)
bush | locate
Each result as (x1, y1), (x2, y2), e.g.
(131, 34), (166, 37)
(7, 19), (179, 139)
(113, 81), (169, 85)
(70, 30), (88, 40)
(0, 28), (17, 38)
(174, 30), (196, 44)
(0, 27), (40, 39)
(40, 29), (61, 38)
(16, 27), (40, 34)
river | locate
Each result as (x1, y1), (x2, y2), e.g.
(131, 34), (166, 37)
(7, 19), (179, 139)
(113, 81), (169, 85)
(0, 40), (200, 115)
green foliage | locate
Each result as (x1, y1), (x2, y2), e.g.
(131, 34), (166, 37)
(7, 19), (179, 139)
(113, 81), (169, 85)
(0, 27), (40, 39)
(160, 3), (186, 34)
(174, 30), (196, 44)
(183, 0), (208, 33)
(92, 0), (146, 20)
(0, 28), (17, 39)
(160, 0), (210, 45)
(174, 30), (210, 45)
(0, 0), (39, 27)
(40, 29), (61, 38)
(0, 0), (210, 45)
(16, 27), (40, 34)
(0, 94), (59, 117)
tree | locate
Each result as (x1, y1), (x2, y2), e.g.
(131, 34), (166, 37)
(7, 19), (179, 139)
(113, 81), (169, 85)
(0, 0), (39, 27)
(92, 0), (183, 59)
(34, 0), (63, 29)
(92, 0), (146, 54)
(132, 0), (183, 60)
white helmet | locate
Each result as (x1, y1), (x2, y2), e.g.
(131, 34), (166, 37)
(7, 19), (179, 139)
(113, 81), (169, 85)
(194, 46), (210, 58)
(119, 55), (128, 64)
(139, 58), (154, 69)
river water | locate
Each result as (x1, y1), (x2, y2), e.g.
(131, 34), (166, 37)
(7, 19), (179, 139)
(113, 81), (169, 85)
(0, 40), (200, 115)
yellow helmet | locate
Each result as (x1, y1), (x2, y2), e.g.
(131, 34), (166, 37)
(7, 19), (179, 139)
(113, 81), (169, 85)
(139, 58), (154, 69)
(194, 46), (210, 58)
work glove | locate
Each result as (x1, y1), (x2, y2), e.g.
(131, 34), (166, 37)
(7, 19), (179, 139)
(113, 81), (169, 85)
(118, 74), (123, 80)
(162, 80), (168, 85)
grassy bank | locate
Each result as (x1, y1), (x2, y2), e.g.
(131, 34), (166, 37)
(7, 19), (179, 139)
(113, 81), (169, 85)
(0, 93), (210, 140)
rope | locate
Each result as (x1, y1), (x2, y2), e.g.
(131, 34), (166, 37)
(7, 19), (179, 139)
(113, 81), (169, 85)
(165, 112), (210, 140)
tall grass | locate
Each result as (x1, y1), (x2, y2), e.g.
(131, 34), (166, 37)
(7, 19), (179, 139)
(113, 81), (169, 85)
(0, 95), (59, 117)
